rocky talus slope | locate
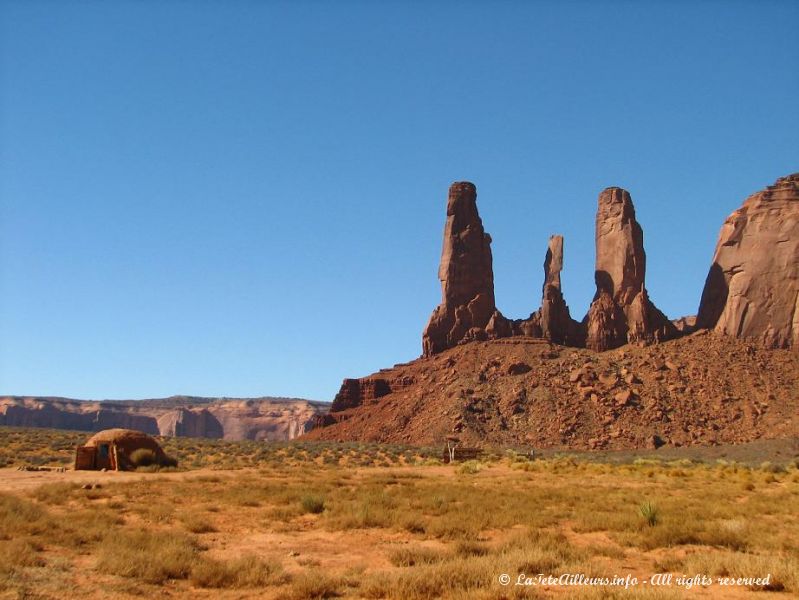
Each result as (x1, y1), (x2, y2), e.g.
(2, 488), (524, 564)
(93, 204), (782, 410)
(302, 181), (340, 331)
(306, 332), (798, 449)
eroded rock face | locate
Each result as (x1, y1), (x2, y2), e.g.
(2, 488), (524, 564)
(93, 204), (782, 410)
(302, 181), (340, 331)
(585, 188), (676, 350)
(422, 182), (507, 355)
(672, 315), (697, 333)
(697, 173), (799, 349)
(329, 375), (417, 412)
(544, 235), (563, 289)
(331, 378), (392, 411)
(528, 235), (584, 345)
(593, 188), (645, 304)
(0, 396), (327, 441)
(422, 182), (676, 354)
(157, 408), (223, 439)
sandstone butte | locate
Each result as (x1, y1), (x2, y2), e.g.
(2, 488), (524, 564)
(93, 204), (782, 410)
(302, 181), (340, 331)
(307, 173), (799, 449)
(697, 173), (799, 349)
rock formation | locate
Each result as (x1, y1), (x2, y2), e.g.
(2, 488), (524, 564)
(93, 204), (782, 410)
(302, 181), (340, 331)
(585, 187), (676, 350)
(422, 182), (509, 355)
(508, 236), (584, 345)
(312, 173), (799, 449)
(672, 315), (697, 333)
(533, 235), (584, 346)
(697, 173), (799, 349)
(306, 333), (799, 449)
(422, 182), (674, 355)
(544, 234), (563, 289)
(421, 176), (796, 355)
(157, 408), (224, 438)
(0, 396), (328, 441)
(331, 378), (392, 411)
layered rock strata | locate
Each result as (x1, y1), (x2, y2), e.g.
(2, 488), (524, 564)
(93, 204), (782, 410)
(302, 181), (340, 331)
(0, 396), (328, 441)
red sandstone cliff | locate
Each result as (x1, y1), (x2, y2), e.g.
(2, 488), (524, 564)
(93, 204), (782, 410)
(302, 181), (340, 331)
(697, 173), (799, 349)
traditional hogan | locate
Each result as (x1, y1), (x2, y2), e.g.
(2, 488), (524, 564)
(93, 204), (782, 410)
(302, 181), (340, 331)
(74, 428), (170, 471)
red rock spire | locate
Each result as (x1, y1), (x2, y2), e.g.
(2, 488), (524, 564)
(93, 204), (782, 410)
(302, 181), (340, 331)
(422, 182), (505, 356)
(585, 187), (676, 350)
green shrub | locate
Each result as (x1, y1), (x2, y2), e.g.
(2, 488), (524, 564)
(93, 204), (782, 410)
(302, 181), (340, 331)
(457, 460), (483, 475)
(129, 448), (157, 468)
(639, 501), (659, 527)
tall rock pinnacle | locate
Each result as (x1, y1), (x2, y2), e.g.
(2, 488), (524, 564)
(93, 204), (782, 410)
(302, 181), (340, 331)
(536, 235), (584, 345)
(585, 187), (676, 350)
(422, 182), (506, 356)
(544, 235), (563, 290)
(697, 173), (799, 349)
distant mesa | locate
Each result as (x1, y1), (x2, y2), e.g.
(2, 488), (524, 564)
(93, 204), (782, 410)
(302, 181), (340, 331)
(0, 395), (328, 441)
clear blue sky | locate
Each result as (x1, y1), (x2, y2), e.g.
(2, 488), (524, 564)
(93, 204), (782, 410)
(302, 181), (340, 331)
(1, 1), (797, 401)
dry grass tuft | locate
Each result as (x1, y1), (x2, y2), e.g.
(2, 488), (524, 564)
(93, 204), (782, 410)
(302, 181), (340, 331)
(95, 530), (199, 583)
(284, 570), (345, 599)
(388, 546), (447, 567)
(190, 554), (288, 588)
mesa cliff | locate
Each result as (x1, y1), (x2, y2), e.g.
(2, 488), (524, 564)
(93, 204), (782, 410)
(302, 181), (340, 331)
(309, 174), (799, 449)
(0, 395), (328, 441)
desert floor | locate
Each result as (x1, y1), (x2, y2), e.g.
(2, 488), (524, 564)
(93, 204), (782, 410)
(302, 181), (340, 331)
(1, 428), (797, 599)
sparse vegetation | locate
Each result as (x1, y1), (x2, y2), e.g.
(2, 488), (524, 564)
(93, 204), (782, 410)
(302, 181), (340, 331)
(639, 500), (659, 527)
(1, 425), (798, 598)
(389, 546), (447, 567)
(457, 459), (484, 475)
(129, 448), (157, 467)
(190, 554), (288, 588)
(96, 530), (199, 583)
(300, 494), (326, 514)
(0, 426), (439, 470)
